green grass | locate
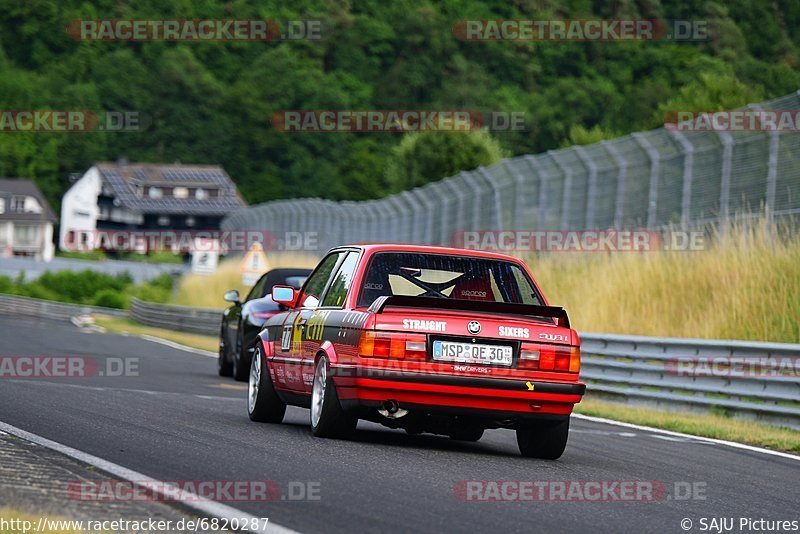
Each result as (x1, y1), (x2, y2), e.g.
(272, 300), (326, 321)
(530, 224), (800, 342)
(92, 314), (218, 353)
(575, 397), (800, 453)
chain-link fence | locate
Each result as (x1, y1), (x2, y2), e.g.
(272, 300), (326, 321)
(222, 91), (800, 256)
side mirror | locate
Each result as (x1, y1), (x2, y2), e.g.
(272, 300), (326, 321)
(272, 285), (297, 307)
(223, 289), (240, 304)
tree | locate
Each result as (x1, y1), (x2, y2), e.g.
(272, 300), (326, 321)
(385, 129), (506, 192)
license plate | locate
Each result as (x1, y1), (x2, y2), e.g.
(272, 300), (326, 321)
(432, 340), (513, 366)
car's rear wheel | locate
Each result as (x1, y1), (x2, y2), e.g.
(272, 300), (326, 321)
(516, 418), (570, 459)
(218, 325), (232, 377)
(310, 355), (357, 438)
(232, 328), (249, 382)
(248, 342), (286, 423)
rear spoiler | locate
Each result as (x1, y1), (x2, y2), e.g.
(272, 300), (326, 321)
(367, 295), (570, 328)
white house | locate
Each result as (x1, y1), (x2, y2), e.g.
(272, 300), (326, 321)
(60, 161), (246, 252)
(0, 179), (57, 261)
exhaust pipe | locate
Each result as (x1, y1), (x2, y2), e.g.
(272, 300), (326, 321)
(378, 399), (408, 419)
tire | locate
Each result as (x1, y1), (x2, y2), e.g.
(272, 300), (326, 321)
(516, 418), (570, 459)
(248, 341), (286, 423)
(310, 355), (357, 439)
(218, 324), (233, 377)
(232, 329), (249, 382)
(449, 426), (484, 442)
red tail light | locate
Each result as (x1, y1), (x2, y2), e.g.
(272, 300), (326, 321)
(359, 332), (427, 360)
(518, 342), (580, 373)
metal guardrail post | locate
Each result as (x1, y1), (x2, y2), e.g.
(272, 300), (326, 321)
(478, 166), (504, 231)
(669, 129), (695, 228)
(440, 178), (466, 246)
(602, 140), (627, 229)
(548, 150), (572, 230)
(574, 146), (598, 229)
(411, 187), (435, 244)
(632, 132), (660, 228)
(460, 171), (484, 232)
(716, 131), (733, 234)
(399, 190), (422, 243)
(503, 160), (527, 230)
(749, 104), (780, 233)
(524, 155), (547, 230)
(385, 196), (404, 244)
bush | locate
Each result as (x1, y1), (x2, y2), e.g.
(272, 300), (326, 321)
(34, 270), (132, 304)
(92, 289), (128, 309)
(128, 273), (174, 303)
(0, 269), (158, 308)
(0, 275), (13, 294)
(384, 130), (506, 193)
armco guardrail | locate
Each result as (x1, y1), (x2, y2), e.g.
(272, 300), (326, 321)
(0, 293), (127, 321)
(129, 298), (221, 336)
(2, 293), (797, 429)
(580, 333), (800, 430)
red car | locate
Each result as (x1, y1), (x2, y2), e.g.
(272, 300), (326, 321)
(247, 244), (584, 459)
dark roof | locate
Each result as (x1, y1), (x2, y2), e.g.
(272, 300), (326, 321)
(0, 179), (57, 222)
(95, 163), (246, 216)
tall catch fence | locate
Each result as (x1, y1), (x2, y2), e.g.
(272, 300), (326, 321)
(223, 92), (800, 255)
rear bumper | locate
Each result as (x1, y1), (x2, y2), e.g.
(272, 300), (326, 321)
(332, 366), (585, 417)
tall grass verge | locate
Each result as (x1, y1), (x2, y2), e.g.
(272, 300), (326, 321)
(529, 223), (800, 342)
(171, 252), (318, 308)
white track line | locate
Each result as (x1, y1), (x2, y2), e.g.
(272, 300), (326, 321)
(71, 315), (216, 358)
(0, 421), (299, 534)
(139, 334), (216, 358)
(573, 413), (799, 461)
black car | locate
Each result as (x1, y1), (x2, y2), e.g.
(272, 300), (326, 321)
(219, 268), (310, 380)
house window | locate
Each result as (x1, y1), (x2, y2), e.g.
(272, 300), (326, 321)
(148, 187), (163, 199)
(14, 224), (37, 245)
(195, 188), (208, 200)
(158, 215), (170, 226)
(11, 196), (25, 212)
(173, 187), (188, 199)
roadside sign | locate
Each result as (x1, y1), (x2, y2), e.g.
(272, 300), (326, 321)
(241, 242), (268, 286)
(191, 238), (219, 275)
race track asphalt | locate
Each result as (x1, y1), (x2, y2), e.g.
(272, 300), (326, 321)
(0, 315), (797, 533)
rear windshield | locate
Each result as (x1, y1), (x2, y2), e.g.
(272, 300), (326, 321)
(357, 252), (543, 308)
